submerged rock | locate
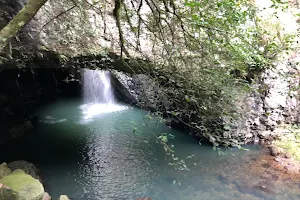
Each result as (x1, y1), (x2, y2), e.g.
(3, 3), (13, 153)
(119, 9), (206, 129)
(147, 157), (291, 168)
(0, 162), (11, 179)
(58, 195), (70, 200)
(253, 180), (276, 194)
(42, 192), (52, 200)
(234, 182), (253, 195)
(217, 175), (230, 185)
(0, 169), (44, 200)
(261, 163), (271, 169)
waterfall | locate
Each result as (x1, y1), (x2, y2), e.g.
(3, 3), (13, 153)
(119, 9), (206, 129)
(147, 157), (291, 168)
(83, 69), (115, 104)
(80, 69), (127, 120)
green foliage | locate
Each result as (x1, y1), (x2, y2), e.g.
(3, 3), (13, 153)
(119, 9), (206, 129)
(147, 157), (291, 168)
(136, 113), (191, 171)
(2, 0), (296, 147)
(122, 0), (297, 146)
(274, 125), (300, 161)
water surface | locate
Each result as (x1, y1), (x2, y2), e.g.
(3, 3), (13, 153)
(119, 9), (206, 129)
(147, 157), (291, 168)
(1, 99), (299, 200)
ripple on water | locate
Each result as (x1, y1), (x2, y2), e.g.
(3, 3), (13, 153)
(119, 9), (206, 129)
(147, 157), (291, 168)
(1, 99), (300, 200)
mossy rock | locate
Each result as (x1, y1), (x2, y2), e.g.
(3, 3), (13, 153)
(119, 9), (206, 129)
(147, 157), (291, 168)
(0, 169), (44, 200)
(8, 160), (40, 180)
(0, 162), (11, 179)
(0, 187), (24, 200)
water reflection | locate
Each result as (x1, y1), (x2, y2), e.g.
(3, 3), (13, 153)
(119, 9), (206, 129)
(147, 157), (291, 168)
(1, 99), (300, 200)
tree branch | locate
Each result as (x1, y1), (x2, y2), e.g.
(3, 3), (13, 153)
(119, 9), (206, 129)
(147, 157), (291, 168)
(39, 5), (77, 33)
(0, 0), (48, 53)
(113, 0), (130, 58)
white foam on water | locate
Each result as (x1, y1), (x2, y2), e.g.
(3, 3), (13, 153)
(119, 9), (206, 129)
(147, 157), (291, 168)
(80, 103), (128, 120)
(40, 116), (67, 124)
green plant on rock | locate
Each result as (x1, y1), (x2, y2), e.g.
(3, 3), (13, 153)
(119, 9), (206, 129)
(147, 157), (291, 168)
(274, 124), (300, 161)
(133, 0), (297, 146)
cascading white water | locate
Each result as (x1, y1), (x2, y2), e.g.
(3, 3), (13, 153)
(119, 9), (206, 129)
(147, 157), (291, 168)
(83, 69), (115, 104)
(80, 69), (127, 120)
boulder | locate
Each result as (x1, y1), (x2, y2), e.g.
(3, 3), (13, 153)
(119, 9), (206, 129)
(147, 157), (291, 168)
(252, 180), (277, 194)
(285, 152), (292, 159)
(7, 160), (40, 180)
(269, 146), (283, 157)
(0, 162), (11, 179)
(41, 192), (52, 200)
(0, 169), (44, 200)
(0, 187), (23, 200)
(58, 195), (70, 200)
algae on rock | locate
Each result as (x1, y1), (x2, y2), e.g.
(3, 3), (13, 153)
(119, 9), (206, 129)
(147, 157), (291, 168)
(8, 160), (40, 180)
(0, 162), (11, 179)
(0, 169), (44, 200)
(0, 187), (23, 200)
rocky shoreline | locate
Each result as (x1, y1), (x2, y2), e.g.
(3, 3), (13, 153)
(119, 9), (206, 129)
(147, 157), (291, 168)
(266, 144), (300, 174)
(0, 160), (154, 200)
(209, 145), (300, 200)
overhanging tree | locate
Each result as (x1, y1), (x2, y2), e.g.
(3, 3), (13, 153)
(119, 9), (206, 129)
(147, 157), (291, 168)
(0, 0), (48, 52)
(0, 0), (295, 146)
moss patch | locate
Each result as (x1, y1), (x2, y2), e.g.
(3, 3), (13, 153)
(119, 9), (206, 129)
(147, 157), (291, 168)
(0, 169), (44, 200)
(0, 187), (22, 200)
(0, 162), (11, 179)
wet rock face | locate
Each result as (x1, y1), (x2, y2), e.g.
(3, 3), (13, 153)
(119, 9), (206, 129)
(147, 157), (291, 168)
(111, 71), (170, 112)
(111, 60), (300, 145)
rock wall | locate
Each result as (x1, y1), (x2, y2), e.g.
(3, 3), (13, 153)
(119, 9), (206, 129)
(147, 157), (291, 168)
(218, 0), (300, 145)
(222, 56), (300, 145)
(111, 70), (171, 111)
(112, 56), (300, 146)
